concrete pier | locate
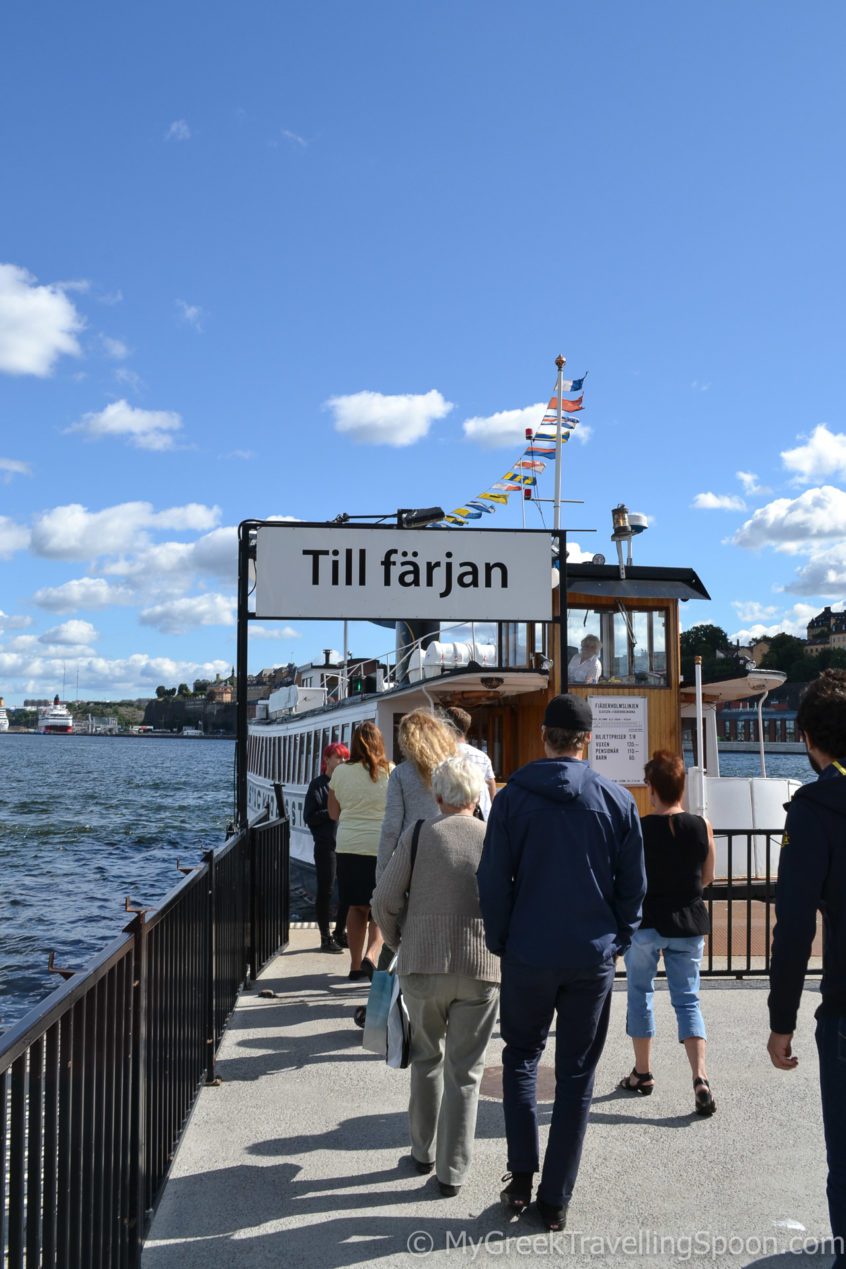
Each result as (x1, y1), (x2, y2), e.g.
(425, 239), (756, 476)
(143, 930), (834, 1269)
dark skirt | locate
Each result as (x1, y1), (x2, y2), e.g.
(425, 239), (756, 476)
(336, 852), (377, 907)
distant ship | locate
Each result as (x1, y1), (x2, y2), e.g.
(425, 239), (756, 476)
(0, 696), (8, 733)
(36, 695), (74, 735)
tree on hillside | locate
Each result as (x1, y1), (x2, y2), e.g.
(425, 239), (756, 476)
(680, 624), (732, 658)
(177, 683), (191, 696)
(155, 685), (168, 699)
(760, 634), (806, 674)
(193, 678), (210, 695)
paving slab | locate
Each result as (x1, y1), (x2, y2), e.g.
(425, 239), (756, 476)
(143, 929), (835, 1269)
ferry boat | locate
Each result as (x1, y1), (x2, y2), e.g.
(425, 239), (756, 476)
(245, 358), (801, 892)
(247, 528), (801, 889)
(0, 696), (8, 733)
(36, 695), (74, 734)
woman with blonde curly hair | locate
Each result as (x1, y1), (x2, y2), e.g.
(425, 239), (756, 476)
(376, 709), (458, 883)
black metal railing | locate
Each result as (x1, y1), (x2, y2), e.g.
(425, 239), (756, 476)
(0, 813), (289, 1269)
(622, 828), (823, 980)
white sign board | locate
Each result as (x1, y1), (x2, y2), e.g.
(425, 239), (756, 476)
(587, 695), (648, 786)
(255, 525), (551, 621)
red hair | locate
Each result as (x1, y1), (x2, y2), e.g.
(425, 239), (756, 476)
(321, 741), (350, 774)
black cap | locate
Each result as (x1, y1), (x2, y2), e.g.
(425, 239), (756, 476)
(543, 693), (593, 731)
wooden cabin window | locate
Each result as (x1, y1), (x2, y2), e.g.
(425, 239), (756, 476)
(567, 606), (668, 687)
(499, 623), (529, 667)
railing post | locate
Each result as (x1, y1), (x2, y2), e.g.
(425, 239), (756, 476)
(204, 849), (217, 1085)
(248, 823), (257, 985)
(127, 911), (148, 1269)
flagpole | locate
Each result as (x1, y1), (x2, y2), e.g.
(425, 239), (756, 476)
(553, 353), (566, 532)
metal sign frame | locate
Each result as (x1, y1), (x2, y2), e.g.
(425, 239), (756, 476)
(235, 518), (563, 826)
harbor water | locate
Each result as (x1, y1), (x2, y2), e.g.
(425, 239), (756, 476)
(0, 738), (814, 1032)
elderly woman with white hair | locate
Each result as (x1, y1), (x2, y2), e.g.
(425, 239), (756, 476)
(371, 754), (501, 1198)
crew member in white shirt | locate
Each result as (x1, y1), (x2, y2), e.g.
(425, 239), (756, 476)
(443, 706), (497, 819)
(568, 635), (602, 685)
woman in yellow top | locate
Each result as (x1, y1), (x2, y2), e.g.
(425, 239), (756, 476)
(328, 721), (393, 980)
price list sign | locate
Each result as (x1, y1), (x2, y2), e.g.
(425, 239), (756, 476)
(587, 695), (648, 786)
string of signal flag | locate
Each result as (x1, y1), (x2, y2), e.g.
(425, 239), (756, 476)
(439, 373), (587, 526)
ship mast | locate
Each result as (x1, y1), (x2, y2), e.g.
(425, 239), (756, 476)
(552, 353), (566, 532)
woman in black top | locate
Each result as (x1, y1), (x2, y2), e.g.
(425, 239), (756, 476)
(619, 750), (717, 1114)
(303, 742), (349, 953)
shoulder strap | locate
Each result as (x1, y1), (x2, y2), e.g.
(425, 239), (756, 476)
(409, 819), (424, 879)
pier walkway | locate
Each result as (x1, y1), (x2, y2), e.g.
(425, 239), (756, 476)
(143, 930), (833, 1269)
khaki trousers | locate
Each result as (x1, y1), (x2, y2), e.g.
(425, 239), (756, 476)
(400, 972), (499, 1186)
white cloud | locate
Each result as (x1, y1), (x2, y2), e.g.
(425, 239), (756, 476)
(223, 449), (255, 461)
(781, 424), (846, 485)
(100, 335), (129, 360)
(114, 367), (143, 391)
(728, 602), (820, 643)
(325, 389), (454, 447)
(0, 650), (231, 699)
(691, 492), (747, 511)
(0, 458), (32, 483)
(176, 299), (203, 330)
(251, 624), (301, 639)
(281, 128), (308, 147)
(736, 470), (770, 496)
(0, 263), (84, 376)
(33, 577), (135, 612)
(103, 525), (235, 590)
(0, 516), (30, 558)
(40, 620), (99, 647)
(0, 610), (31, 633)
(691, 380), (711, 392)
(139, 593), (236, 635)
(782, 544), (846, 597)
(165, 119), (191, 142)
(565, 541), (598, 563)
(67, 399), (184, 450)
(463, 403), (545, 449)
(731, 600), (778, 625)
(732, 485), (846, 553)
(30, 501), (221, 561)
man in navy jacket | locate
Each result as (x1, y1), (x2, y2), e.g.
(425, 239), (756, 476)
(477, 693), (645, 1229)
(768, 670), (846, 1266)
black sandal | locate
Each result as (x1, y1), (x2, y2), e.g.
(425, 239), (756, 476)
(694, 1077), (716, 1116)
(535, 1197), (567, 1232)
(500, 1171), (533, 1215)
(619, 1068), (655, 1096)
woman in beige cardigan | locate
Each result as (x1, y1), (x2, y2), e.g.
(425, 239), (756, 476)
(371, 755), (500, 1198)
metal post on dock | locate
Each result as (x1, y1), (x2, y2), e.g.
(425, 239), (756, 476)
(236, 522), (253, 829)
(558, 529), (569, 692)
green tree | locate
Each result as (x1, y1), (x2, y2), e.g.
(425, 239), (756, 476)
(177, 683), (191, 697)
(193, 678), (210, 695)
(680, 624), (732, 658)
(155, 685), (168, 699)
(761, 634), (807, 674)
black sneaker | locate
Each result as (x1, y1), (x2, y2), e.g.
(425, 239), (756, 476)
(333, 930), (348, 949)
(500, 1171), (533, 1214)
(320, 936), (344, 954)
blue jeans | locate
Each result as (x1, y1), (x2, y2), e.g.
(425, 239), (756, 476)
(500, 958), (615, 1209)
(816, 1014), (846, 1268)
(624, 929), (706, 1042)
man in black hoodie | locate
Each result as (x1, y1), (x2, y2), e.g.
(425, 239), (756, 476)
(477, 693), (645, 1231)
(768, 669), (846, 1266)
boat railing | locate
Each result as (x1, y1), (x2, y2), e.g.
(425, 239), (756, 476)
(0, 811), (290, 1268)
(659, 827), (823, 981)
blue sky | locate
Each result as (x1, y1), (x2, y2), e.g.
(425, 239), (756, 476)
(1, 1), (845, 704)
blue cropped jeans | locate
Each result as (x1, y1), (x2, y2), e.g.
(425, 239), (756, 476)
(624, 928), (706, 1042)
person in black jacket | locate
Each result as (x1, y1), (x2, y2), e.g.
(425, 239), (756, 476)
(304, 742), (349, 953)
(768, 669), (846, 1267)
(477, 693), (645, 1232)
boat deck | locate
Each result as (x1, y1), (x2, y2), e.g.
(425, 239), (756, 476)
(143, 929), (832, 1269)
